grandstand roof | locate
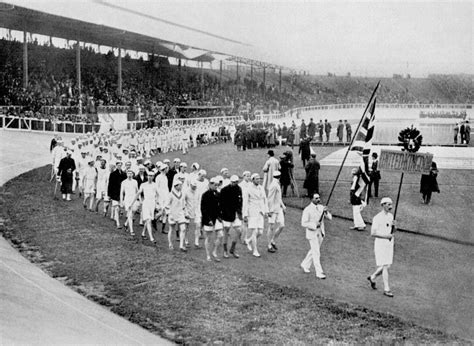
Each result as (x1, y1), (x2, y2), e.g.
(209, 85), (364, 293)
(0, 1), (282, 67)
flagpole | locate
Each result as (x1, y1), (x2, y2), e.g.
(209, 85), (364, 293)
(323, 81), (380, 208)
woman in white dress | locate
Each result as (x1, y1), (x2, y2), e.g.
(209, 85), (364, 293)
(135, 172), (159, 243)
(120, 169), (139, 235)
(82, 159), (97, 211)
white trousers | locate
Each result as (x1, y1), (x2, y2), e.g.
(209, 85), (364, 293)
(301, 233), (324, 276)
(352, 205), (366, 228)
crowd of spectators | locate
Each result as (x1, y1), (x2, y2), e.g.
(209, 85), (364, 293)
(1, 38), (472, 123)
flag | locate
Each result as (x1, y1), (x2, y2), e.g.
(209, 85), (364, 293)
(350, 97), (376, 197)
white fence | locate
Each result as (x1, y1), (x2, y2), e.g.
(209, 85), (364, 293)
(0, 114), (243, 134)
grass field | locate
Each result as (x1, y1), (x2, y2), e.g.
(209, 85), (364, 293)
(1, 142), (472, 343)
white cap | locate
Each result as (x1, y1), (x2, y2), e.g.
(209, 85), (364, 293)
(216, 175), (224, 182)
(180, 162), (188, 167)
(163, 159), (170, 164)
(192, 162), (200, 170)
(198, 169), (207, 176)
(159, 163), (168, 171)
(143, 159), (151, 165)
(251, 173), (260, 180)
(242, 171), (251, 177)
(174, 180), (183, 186)
(210, 177), (219, 184)
(220, 168), (229, 174)
(381, 197), (393, 205)
(173, 158), (181, 163)
(138, 164), (146, 170)
(230, 175), (239, 182)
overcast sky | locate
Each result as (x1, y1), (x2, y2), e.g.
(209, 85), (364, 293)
(123, 0), (472, 77)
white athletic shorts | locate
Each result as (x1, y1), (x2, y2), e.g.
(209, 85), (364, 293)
(248, 215), (264, 229)
(223, 218), (242, 228)
(268, 209), (285, 226)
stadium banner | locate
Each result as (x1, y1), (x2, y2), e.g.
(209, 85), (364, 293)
(98, 112), (128, 132)
(379, 149), (433, 173)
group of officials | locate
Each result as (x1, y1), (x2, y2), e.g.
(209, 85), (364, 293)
(52, 123), (397, 298)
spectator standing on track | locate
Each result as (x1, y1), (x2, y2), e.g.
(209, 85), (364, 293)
(279, 153), (294, 197)
(337, 120), (344, 142)
(368, 153), (381, 199)
(300, 193), (332, 279)
(307, 118), (316, 139)
(367, 197), (396, 298)
(324, 119), (332, 142)
(454, 123), (459, 144)
(344, 120), (352, 142)
(303, 153), (320, 198)
(299, 137), (311, 168)
(420, 161), (440, 205)
(318, 120), (324, 142)
(299, 119), (307, 139)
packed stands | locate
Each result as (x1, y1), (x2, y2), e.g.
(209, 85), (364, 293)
(1, 38), (472, 123)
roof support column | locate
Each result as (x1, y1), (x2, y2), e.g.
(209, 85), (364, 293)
(263, 66), (266, 100)
(178, 59), (182, 93)
(200, 61), (204, 100)
(76, 40), (82, 114)
(117, 47), (122, 96)
(219, 60), (222, 88)
(279, 68), (282, 94)
(250, 64), (253, 90)
(236, 61), (239, 82)
(22, 30), (28, 89)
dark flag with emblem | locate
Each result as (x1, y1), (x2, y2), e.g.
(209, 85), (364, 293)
(350, 97), (376, 197)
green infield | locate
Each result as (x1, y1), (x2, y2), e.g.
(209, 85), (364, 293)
(1, 142), (471, 343)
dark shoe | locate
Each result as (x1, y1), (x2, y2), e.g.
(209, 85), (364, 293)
(267, 247), (276, 253)
(316, 274), (327, 279)
(271, 242), (278, 250)
(180, 247), (188, 252)
(383, 291), (394, 298)
(194, 244), (202, 249)
(356, 227), (366, 232)
(349, 226), (357, 230)
(212, 256), (221, 262)
(231, 251), (240, 259)
(367, 276), (377, 290)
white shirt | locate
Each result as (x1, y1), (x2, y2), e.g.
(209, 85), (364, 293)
(301, 202), (332, 238)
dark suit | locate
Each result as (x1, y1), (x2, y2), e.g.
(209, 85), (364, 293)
(108, 169), (126, 202)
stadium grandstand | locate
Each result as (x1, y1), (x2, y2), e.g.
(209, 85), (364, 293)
(1, 1), (472, 133)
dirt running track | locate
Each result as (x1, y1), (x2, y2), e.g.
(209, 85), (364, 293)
(0, 130), (170, 344)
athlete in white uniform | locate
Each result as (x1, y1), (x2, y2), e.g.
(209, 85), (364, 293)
(135, 172), (160, 243)
(120, 169), (139, 235)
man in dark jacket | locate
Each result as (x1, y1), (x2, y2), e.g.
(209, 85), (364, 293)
(299, 137), (311, 167)
(324, 119), (332, 142)
(303, 153), (320, 198)
(220, 175), (243, 258)
(108, 161), (127, 229)
(201, 177), (222, 262)
(279, 152), (294, 197)
(57, 150), (76, 201)
(308, 118), (316, 139)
